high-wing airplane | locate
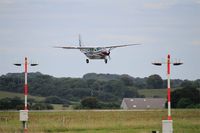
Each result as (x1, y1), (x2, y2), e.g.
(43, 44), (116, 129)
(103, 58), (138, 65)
(55, 35), (140, 64)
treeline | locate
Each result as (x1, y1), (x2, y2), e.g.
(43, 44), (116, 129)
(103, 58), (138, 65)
(0, 72), (143, 104)
(0, 72), (199, 109)
(0, 97), (53, 110)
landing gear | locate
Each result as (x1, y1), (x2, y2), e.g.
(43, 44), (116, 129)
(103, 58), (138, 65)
(104, 59), (108, 64)
(86, 59), (89, 63)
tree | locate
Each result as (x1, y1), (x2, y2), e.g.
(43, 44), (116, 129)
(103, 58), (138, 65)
(103, 80), (125, 97)
(193, 79), (200, 88)
(0, 97), (23, 110)
(177, 98), (193, 108)
(81, 97), (99, 109)
(171, 86), (200, 108)
(147, 74), (163, 89)
(71, 88), (91, 99)
(123, 87), (139, 98)
(97, 92), (118, 102)
(180, 80), (193, 88)
(120, 74), (134, 86)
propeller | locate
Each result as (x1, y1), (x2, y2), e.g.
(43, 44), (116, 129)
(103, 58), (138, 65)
(108, 54), (111, 60)
(102, 48), (111, 60)
(108, 49), (111, 60)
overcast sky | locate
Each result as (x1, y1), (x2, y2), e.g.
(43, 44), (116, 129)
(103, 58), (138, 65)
(0, 0), (200, 80)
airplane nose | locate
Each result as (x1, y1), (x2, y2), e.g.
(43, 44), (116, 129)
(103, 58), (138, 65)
(102, 51), (111, 60)
(102, 51), (110, 55)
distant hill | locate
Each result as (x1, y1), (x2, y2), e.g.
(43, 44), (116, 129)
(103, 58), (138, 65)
(0, 72), (199, 104)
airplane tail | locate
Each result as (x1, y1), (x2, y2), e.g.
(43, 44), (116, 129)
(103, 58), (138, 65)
(79, 34), (82, 47)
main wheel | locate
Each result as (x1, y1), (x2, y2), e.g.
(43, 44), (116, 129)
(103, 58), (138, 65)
(104, 59), (108, 64)
(86, 59), (89, 63)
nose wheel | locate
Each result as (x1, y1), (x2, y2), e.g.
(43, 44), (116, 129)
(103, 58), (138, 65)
(104, 59), (107, 64)
(86, 59), (89, 63)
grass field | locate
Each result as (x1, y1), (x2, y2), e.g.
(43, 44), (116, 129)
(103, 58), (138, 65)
(0, 91), (45, 101)
(0, 109), (199, 133)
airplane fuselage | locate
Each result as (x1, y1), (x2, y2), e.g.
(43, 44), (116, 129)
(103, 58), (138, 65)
(80, 47), (110, 59)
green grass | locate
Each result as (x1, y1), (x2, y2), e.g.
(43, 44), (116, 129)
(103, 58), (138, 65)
(51, 104), (64, 110)
(0, 90), (45, 101)
(52, 104), (74, 110)
(138, 88), (178, 98)
(0, 109), (199, 133)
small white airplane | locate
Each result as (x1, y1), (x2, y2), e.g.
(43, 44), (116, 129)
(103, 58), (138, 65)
(55, 35), (140, 64)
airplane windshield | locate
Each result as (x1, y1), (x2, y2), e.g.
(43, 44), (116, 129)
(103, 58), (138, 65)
(96, 47), (101, 51)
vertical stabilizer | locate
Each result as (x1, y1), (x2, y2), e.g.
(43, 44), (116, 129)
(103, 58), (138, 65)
(79, 34), (82, 47)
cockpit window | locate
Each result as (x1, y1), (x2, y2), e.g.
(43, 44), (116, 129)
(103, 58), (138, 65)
(96, 47), (101, 51)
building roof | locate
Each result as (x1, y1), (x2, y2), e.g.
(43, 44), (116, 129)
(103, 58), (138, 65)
(121, 98), (166, 109)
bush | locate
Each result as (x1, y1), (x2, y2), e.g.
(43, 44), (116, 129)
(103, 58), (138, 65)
(81, 97), (99, 109)
(31, 103), (54, 110)
(171, 86), (200, 108)
(0, 97), (23, 110)
(98, 102), (120, 109)
(177, 98), (192, 108)
(72, 104), (82, 109)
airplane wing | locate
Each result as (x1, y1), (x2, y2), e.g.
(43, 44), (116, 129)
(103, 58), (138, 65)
(54, 46), (94, 49)
(54, 44), (140, 50)
(104, 44), (140, 49)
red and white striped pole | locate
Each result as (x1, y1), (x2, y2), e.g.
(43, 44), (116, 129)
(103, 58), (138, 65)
(167, 54), (172, 120)
(152, 54), (183, 120)
(24, 57), (28, 111)
(14, 57), (38, 133)
(152, 54), (183, 133)
(24, 57), (28, 133)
